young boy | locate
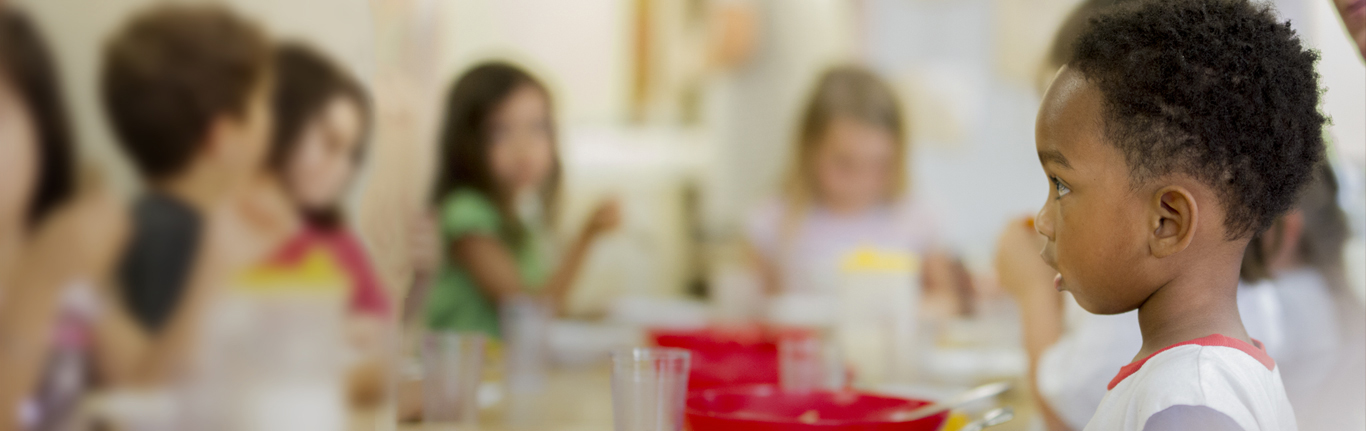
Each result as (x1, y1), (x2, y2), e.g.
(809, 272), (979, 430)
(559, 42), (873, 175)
(101, 4), (274, 379)
(1030, 0), (1323, 429)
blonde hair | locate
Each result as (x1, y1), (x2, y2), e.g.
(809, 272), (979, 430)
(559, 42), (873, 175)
(782, 65), (909, 211)
(776, 66), (909, 251)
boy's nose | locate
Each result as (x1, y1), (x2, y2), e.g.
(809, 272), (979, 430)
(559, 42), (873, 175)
(1035, 203), (1056, 240)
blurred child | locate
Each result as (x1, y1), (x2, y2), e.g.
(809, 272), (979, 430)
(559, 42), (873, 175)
(1240, 165), (1365, 430)
(0, 7), (97, 428)
(1006, 0), (1324, 429)
(743, 66), (966, 315)
(0, 7), (160, 429)
(425, 62), (619, 340)
(265, 42), (392, 404)
(999, 1), (1364, 430)
(1333, 0), (1365, 59)
(103, 4), (277, 381)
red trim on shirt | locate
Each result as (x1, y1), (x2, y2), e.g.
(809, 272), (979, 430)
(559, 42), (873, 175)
(1107, 334), (1275, 390)
(270, 227), (393, 318)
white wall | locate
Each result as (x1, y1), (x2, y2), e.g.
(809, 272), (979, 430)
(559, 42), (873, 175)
(431, 0), (633, 125)
(17, 0), (374, 195)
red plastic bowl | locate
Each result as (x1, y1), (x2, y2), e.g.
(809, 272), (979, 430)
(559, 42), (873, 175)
(650, 325), (782, 390)
(686, 385), (948, 431)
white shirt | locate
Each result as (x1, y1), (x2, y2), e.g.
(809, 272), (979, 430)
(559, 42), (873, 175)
(1037, 270), (1366, 430)
(743, 197), (937, 295)
(1084, 334), (1297, 431)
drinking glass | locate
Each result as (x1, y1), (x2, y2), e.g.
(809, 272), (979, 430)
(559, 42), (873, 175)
(610, 348), (691, 431)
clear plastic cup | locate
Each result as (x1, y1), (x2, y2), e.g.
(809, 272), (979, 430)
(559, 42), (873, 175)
(501, 295), (551, 428)
(501, 295), (550, 391)
(611, 348), (691, 431)
(422, 332), (486, 427)
(779, 330), (844, 392)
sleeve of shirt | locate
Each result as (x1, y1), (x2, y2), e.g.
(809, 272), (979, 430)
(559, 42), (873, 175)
(1143, 405), (1244, 431)
(440, 190), (501, 238)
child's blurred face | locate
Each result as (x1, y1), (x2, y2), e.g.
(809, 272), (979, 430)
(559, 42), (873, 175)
(284, 96), (363, 212)
(488, 84), (554, 195)
(812, 116), (897, 212)
(0, 77), (36, 229)
(1033, 67), (1157, 315)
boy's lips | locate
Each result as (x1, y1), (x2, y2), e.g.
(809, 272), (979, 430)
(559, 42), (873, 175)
(1040, 249), (1062, 291)
(1039, 250), (1059, 272)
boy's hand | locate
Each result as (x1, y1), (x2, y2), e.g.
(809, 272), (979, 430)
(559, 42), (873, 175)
(582, 199), (622, 238)
(994, 216), (1057, 300)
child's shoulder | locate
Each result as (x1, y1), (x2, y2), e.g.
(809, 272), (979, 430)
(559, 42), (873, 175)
(1113, 334), (1277, 393)
(440, 188), (495, 208)
(438, 188), (502, 234)
(439, 188), (499, 218)
(1096, 334), (1294, 431)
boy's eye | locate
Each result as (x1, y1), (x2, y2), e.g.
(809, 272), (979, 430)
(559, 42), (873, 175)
(1051, 176), (1071, 197)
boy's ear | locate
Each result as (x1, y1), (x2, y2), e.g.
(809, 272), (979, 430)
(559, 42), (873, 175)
(1148, 186), (1198, 258)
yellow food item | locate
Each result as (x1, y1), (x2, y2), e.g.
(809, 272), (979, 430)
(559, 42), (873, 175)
(939, 411), (971, 431)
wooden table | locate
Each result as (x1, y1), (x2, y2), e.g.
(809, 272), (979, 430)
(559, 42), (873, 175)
(360, 367), (1044, 431)
(360, 365), (617, 431)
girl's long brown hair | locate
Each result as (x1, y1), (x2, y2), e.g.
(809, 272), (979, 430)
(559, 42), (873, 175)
(432, 62), (561, 246)
(0, 6), (75, 226)
(269, 42), (371, 230)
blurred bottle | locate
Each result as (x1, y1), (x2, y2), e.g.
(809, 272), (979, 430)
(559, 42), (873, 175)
(181, 250), (349, 431)
(835, 247), (921, 385)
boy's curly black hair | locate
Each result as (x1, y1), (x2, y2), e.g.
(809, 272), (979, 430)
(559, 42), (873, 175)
(1071, 0), (1325, 240)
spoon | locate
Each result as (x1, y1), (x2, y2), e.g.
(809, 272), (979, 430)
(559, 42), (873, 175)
(959, 407), (1015, 431)
(888, 381), (1011, 422)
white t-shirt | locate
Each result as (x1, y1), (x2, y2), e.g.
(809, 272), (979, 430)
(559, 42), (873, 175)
(743, 197), (937, 294)
(1037, 270), (1366, 430)
(1084, 334), (1297, 431)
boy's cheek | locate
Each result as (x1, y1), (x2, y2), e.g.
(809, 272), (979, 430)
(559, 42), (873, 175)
(1075, 240), (1154, 314)
(1052, 219), (1125, 312)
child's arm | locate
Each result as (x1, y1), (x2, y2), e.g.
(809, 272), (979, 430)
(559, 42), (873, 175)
(921, 250), (975, 317)
(453, 200), (620, 315)
(743, 240), (782, 296)
(88, 284), (151, 387)
(451, 236), (537, 304)
(0, 193), (128, 423)
(994, 217), (1072, 431)
(541, 200), (619, 314)
(0, 245), (69, 429)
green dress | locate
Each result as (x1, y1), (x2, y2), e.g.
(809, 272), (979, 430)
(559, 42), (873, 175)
(425, 189), (548, 339)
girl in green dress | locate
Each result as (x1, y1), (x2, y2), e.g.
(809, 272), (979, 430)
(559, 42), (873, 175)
(424, 62), (618, 340)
